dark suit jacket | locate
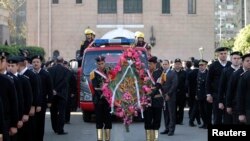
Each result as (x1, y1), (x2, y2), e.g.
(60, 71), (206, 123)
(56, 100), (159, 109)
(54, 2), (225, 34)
(0, 97), (4, 134)
(48, 64), (70, 100)
(162, 69), (178, 101)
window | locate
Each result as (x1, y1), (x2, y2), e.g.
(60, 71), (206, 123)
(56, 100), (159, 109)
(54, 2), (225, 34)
(188, 0), (196, 14)
(162, 0), (170, 14)
(76, 0), (82, 4)
(98, 0), (117, 14)
(124, 0), (142, 13)
(52, 0), (59, 4)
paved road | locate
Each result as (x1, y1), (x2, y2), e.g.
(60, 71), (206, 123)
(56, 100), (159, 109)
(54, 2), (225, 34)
(44, 109), (207, 141)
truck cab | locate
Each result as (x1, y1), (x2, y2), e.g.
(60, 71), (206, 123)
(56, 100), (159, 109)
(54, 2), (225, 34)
(77, 39), (149, 122)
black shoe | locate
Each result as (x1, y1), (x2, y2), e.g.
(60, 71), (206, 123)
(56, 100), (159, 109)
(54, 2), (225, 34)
(65, 121), (70, 124)
(160, 130), (169, 134)
(57, 132), (68, 135)
(189, 121), (196, 127)
(168, 132), (174, 136)
(199, 124), (207, 129)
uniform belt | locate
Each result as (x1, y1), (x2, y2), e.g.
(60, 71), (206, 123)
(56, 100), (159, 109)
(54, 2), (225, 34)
(154, 94), (162, 98)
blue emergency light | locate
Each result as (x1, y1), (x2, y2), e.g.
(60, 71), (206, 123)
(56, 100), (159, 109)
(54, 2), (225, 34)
(93, 39), (135, 47)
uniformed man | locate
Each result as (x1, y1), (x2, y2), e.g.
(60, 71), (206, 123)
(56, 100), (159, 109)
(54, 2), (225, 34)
(90, 56), (112, 141)
(226, 53), (250, 124)
(0, 98), (4, 141)
(144, 56), (163, 141)
(160, 60), (178, 136)
(18, 55), (41, 140)
(80, 29), (94, 58)
(196, 59), (209, 128)
(236, 53), (250, 124)
(218, 51), (242, 124)
(8, 56), (33, 141)
(173, 58), (187, 125)
(206, 47), (231, 125)
(48, 56), (70, 135)
(0, 52), (19, 141)
(32, 55), (53, 141)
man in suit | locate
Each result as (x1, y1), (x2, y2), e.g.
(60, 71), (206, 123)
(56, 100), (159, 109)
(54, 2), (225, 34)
(206, 47), (231, 125)
(48, 56), (70, 135)
(0, 98), (4, 141)
(160, 60), (178, 136)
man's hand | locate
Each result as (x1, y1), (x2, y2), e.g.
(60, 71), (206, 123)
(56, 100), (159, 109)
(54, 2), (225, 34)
(53, 90), (57, 95)
(218, 103), (224, 110)
(239, 115), (247, 123)
(206, 95), (213, 103)
(226, 107), (232, 114)
(9, 127), (17, 136)
(29, 106), (35, 116)
(17, 121), (23, 129)
(22, 115), (29, 122)
(165, 95), (170, 101)
(36, 106), (42, 112)
(47, 103), (52, 108)
(0, 134), (3, 141)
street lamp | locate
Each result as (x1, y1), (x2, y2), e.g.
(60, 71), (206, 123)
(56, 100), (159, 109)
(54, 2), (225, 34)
(219, 5), (222, 44)
(150, 26), (156, 46)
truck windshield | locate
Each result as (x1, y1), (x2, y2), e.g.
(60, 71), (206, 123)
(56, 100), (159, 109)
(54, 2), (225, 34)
(82, 50), (148, 76)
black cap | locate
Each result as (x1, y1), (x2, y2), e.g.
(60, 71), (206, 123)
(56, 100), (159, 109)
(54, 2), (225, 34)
(215, 47), (230, 52)
(31, 55), (44, 61)
(230, 51), (243, 56)
(148, 56), (158, 63)
(63, 61), (68, 65)
(0, 51), (9, 59)
(193, 60), (199, 68)
(242, 53), (250, 61)
(174, 58), (182, 63)
(95, 56), (105, 62)
(199, 59), (208, 65)
(7, 56), (19, 64)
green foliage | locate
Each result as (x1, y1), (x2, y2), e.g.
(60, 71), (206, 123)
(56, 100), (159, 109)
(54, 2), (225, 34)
(221, 38), (235, 49)
(0, 45), (45, 57)
(234, 24), (250, 54)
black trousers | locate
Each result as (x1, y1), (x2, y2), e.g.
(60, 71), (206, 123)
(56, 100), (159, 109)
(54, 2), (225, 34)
(65, 99), (71, 123)
(3, 120), (10, 141)
(144, 107), (162, 130)
(163, 99), (176, 133)
(95, 100), (112, 129)
(189, 99), (201, 124)
(50, 97), (66, 133)
(36, 106), (46, 141)
(176, 95), (185, 124)
(198, 100), (208, 126)
(18, 116), (36, 141)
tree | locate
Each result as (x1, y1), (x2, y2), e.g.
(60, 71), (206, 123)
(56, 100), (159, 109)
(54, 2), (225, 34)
(234, 24), (250, 54)
(0, 0), (26, 45)
(221, 38), (235, 50)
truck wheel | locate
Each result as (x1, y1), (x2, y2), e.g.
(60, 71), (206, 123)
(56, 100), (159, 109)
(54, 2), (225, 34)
(82, 111), (91, 122)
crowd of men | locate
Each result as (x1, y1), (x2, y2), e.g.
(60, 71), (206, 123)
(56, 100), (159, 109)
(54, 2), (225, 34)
(0, 51), (77, 141)
(1, 28), (250, 141)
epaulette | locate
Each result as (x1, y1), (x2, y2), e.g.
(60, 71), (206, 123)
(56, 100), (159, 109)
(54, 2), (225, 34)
(161, 73), (167, 83)
(23, 75), (30, 79)
(90, 71), (95, 80)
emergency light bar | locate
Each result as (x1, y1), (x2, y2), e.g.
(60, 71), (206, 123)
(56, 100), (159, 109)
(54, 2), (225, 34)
(93, 39), (135, 47)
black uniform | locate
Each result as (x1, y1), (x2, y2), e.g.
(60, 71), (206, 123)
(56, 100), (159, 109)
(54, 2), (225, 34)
(206, 60), (231, 124)
(187, 68), (200, 126)
(144, 68), (164, 130)
(237, 71), (250, 124)
(90, 68), (112, 129)
(16, 74), (33, 141)
(175, 69), (187, 124)
(196, 69), (210, 127)
(136, 41), (147, 47)
(80, 39), (93, 57)
(48, 64), (70, 134)
(35, 68), (53, 141)
(0, 98), (4, 136)
(0, 74), (19, 141)
(226, 68), (244, 124)
(218, 66), (237, 124)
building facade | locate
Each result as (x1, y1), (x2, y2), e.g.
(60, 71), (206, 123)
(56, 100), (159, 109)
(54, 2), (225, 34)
(27, 0), (214, 61)
(0, 7), (10, 45)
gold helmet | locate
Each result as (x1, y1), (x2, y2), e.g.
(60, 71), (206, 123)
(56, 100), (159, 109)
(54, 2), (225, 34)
(134, 31), (141, 38)
(137, 32), (144, 38)
(84, 29), (93, 35)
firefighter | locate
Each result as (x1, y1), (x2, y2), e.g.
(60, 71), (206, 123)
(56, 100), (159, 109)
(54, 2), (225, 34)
(79, 29), (94, 58)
